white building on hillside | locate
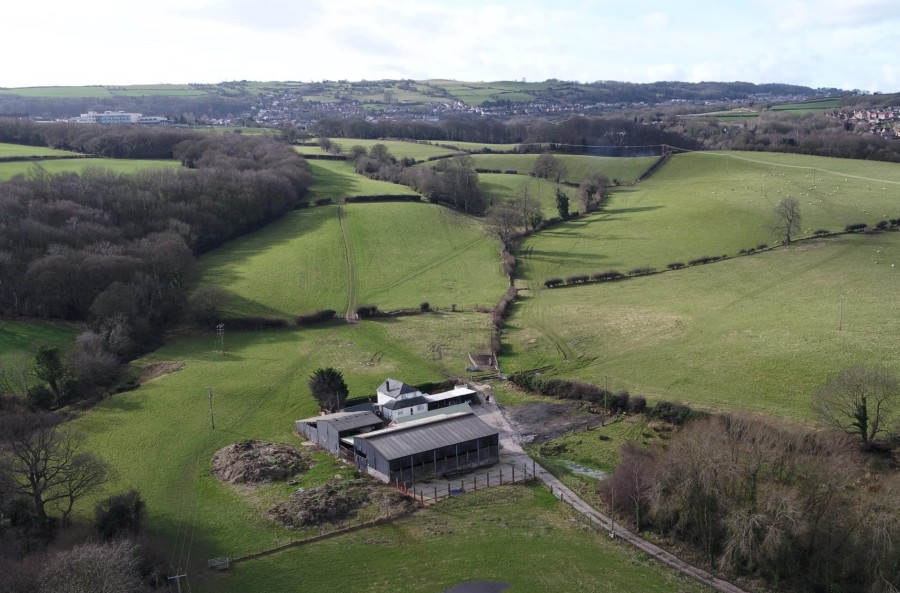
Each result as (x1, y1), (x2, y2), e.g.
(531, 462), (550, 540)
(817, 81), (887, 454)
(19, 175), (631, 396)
(375, 378), (478, 421)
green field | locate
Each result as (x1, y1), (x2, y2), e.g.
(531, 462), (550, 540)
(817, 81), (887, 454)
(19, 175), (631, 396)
(307, 160), (420, 200)
(516, 150), (900, 283)
(322, 138), (461, 161)
(479, 173), (579, 218)
(505, 232), (900, 419)
(770, 98), (841, 111)
(70, 318), (706, 593)
(0, 142), (80, 158)
(0, 158), (181, 181)
(429, 140), (527, 153)
(0, 84), (213, 98)
(0, 320), (75, 374)
(467, 154), (658, 185)
(200, 203), (507, 315)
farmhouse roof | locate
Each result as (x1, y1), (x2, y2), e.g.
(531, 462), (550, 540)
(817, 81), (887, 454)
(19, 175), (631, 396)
(378, 378), (420, 399)
(394, 403), (473, 424)
(354, 413), (498, 461)
(382, 395), (428, 410)
(296, 411), (383, 432)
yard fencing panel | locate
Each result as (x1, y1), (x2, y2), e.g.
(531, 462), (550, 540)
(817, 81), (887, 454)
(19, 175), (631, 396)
(404, 461), (535, 504)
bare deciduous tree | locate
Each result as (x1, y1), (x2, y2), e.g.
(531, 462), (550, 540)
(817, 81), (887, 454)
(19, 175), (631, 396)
(813, 365), (899, 450)
(773, 198), (802, 243)
(0, 413), (109, 528)
(38, 541), (144, 593)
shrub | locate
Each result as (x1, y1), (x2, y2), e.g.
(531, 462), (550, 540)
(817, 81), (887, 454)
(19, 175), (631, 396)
(26, 384), (54, 410)
(592, 270), (624, 281)
(813, 229), (830, 236)
(609, 390), (630, 412)
(314, 198), (333, 206)
(566, 275), (589, 285)
(688, 256), (712, 266)
(738, 249), (748, 255)
(114, 379), (140, 393)
(296, 309), (336, 327)
(629, 395), (648, 414)
(94, 490), (146, 540)
(876, 220), (889, 229)
(356, 305), (380, 318)
(844, 223), (867, 233)
(651, 400), (704, 425)
(544, 278), (564, 288)
(667, 262), (686, 269)
(419, 302), (430, 312)
(756, 243), (768, 250)
(628, 267), (655, 276)
(503, 170), (518, 174)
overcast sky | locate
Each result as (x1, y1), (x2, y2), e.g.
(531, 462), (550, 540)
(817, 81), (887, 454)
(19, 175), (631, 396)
(4, 0), (899, 92)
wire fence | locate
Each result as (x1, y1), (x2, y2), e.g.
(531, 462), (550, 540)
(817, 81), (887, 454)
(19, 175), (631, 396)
(404, 460), (536, 504)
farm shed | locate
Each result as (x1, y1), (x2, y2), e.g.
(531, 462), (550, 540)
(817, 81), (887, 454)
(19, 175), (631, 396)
(353, 412), (499, 485)
(295, 411), (384, 458)
(376, 377), (477, 421)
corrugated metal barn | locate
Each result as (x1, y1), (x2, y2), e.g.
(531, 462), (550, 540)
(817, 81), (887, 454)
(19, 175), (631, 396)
(295, 411), (384, 457)
(353, 412), (499, 485)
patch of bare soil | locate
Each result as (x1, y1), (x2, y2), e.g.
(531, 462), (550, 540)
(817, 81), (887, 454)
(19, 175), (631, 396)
(212, 440), (311, 484)
(509, 402), (606, 443)
(269, 478), (417, 528)
(138, 361), (185, 382)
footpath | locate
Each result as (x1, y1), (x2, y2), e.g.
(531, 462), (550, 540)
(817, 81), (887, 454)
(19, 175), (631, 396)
(471, 396), (749, 593)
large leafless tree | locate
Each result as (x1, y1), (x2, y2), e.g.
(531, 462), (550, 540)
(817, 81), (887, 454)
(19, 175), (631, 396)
(813, 365), (900, 450)
(0, 413), (109, 528)
(773, 198), (802, 243)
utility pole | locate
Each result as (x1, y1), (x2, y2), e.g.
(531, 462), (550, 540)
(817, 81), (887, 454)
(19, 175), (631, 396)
(208, 387), (215, 429)
(216, 323), (225, 355)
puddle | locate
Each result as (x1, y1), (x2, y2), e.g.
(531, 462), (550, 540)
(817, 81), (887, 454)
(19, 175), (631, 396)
(561, 460), (606, 479)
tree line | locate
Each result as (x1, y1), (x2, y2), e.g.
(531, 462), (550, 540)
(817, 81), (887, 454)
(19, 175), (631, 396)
(0, 127), (311, 406)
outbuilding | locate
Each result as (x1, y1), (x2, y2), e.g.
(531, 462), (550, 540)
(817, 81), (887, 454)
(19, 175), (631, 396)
(353, 411), (499, 485)
(295, 411), (384, 459)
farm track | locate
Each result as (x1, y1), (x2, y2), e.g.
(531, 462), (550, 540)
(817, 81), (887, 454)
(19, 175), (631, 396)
(338, 206), (359, 321)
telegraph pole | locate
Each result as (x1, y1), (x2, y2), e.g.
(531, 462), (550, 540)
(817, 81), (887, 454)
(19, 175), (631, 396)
(839, 294), (844, 331)
(208, 387), (215, 429)
(216, 323), (225, 354)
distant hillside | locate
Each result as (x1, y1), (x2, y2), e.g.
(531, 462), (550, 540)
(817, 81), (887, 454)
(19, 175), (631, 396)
(0, 79), (845, 122)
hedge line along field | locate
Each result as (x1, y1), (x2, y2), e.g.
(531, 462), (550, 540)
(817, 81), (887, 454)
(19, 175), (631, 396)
(199, 202), (507, 316)
(0, 142), (81, 158)
(0, 158), (182, 181)
(516, 150), (900, 284)
(307, 159), (420, 200)
(67, 318), (713, 593)
(504, 232), (900, 420)
(468, 154), (658, 185)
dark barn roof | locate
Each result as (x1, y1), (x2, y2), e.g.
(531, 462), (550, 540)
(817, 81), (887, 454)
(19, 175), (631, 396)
(355, 413), (498, 461)
(298, 411), (383, 432)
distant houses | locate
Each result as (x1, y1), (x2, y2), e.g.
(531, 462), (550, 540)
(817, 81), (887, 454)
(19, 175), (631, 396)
(296, 378), (498, 485)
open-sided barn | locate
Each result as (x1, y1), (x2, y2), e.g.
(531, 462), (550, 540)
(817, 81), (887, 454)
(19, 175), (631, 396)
(353, 411), (499, 485)
(295, 411), (384, 458)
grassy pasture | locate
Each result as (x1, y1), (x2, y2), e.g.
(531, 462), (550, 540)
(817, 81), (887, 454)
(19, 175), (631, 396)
(0, 158), (181, 181)
(479, 173), (578, 218)
(429, 140), (526, 153)
(769, 98), (841, 111)
(0, 142), (80, 158)
(307, 160), (420, 200)
(0, 320), (74, 374)
(0, 86), (111, 98)
(71, 319), (706, 593)
(211, 486), (708, 593)
(323, 138), (461, 161)
(504, 232), (900, 420)
(467, 154), (657, 184)
(199, 202), (507, 316)
(516, 150), (900, 283)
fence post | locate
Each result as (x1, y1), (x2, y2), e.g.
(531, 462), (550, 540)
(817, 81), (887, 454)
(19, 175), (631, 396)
(434, 486), (438, 501)
(474, 475), (477, 490)
(487, 473), (490, 487)
(512, 466), (516, 482)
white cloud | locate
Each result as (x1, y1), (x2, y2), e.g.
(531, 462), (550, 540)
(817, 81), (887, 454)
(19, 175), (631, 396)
(642, 11), (670, 29)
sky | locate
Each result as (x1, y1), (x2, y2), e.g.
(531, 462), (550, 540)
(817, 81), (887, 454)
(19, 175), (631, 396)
(4, 0), (900, 92)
